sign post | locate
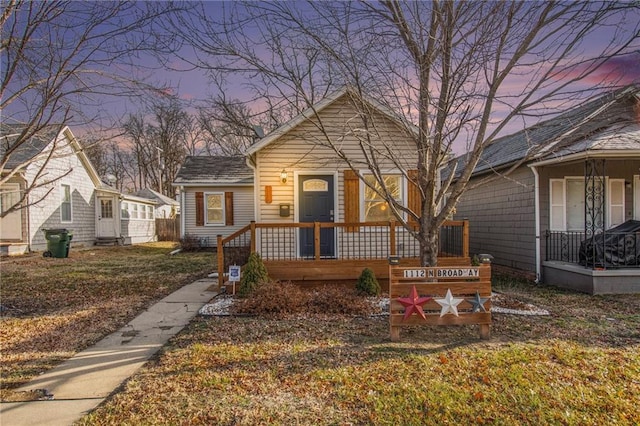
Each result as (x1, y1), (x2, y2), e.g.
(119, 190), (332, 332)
(389, 263), (492, 341)
(228, 265), (241, 295)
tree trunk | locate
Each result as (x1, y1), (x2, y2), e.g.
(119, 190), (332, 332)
(420, 226), (439, 267)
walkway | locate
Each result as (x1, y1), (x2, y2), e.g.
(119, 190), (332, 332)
(0, 278), (218, 426)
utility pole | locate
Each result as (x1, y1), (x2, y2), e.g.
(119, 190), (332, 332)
(156, 146), (164, 194)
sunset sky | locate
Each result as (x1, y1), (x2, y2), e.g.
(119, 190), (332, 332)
(155, 2), (640, 106)
(4, 1), (640, 150)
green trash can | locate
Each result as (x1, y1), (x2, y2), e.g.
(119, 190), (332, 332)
(43, 228), (73, 258)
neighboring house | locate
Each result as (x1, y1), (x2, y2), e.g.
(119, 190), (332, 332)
(118, 194), (157, 245)
(133, 188), (180, 218)
(452, 85), (640, 294)
(0, 124), (156, 255)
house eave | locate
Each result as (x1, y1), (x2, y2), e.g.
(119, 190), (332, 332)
(529, 150), (640, 167)
(171, 182), (254, 188)
(246, 86), (418, 156)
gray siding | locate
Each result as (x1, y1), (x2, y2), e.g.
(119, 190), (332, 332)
(182, 185), (255, 246)
(455, 167), (537, 272)
(23, 133), (97, 250)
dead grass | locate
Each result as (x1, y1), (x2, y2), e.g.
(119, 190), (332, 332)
(0, 243), (214, 397)
(80, 280), (640, 425)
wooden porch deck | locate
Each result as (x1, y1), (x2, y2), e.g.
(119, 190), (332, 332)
(217, 220), (470, 289)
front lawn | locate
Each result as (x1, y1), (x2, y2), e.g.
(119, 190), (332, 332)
(0, 243), (214, 398)
(80, 280), (640, 425)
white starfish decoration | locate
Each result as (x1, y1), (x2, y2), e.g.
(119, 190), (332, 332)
(435, 289), (464, 317)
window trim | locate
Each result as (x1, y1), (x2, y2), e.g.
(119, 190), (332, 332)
(359, 172), (406, 222)
(549, 176), (627, 232)
(60, 184), (72, 223)
(204, 192), (225, 226)
(608, 178), (625, 228)
(634, 175), (640, 220)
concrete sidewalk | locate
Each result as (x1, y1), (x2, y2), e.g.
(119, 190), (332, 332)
(0, 278), (218, 426)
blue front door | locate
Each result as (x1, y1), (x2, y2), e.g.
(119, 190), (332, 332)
(298, 175), (335, 258)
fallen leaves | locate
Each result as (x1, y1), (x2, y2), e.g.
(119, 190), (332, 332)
(0, 244), (214, 395)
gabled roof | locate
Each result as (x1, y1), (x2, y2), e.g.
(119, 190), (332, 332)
(133, 188), (179, 206)
(173, 156), (253, 186)
(246, 86), (417, 155)
(1, 123), (61, 169)
(449, 85), (640, 177)
(1, 123), (104, 189)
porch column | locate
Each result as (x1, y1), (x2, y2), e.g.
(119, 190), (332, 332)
(584, 159), (605, 269)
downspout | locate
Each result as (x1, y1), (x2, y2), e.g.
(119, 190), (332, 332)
(179, 186), (185, 239)
(530, 165), (541, 283)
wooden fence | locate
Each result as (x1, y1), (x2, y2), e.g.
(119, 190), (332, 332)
(388, 262), (492, 341)
(156, 218), (180, 241)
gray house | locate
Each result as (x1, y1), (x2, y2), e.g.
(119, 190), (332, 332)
(173, 156), (255, 246)
(133, 188), (180, 218)
(452, 86), (640, 294)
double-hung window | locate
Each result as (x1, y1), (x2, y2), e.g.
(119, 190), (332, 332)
(61, 184), (72, 222)
(205, 193), (224, 225)
(362, 174), (403, 222)
(550, 177), (625, 231)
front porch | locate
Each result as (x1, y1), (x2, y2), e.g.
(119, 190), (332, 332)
(540, 158), (640, 294)
(217, 220), (470, 290)
(545, 228), (640, 294)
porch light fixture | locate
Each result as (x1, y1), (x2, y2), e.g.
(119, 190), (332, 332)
(280, 169), (288, 184)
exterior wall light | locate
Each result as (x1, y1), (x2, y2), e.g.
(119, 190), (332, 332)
(280, 169), (288, 184)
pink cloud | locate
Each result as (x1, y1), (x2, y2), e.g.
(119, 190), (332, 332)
(553, 52), (640, 86)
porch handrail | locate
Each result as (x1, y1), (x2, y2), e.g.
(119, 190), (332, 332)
(217, 220), (469, 287)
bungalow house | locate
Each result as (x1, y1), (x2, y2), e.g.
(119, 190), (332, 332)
(0, 124), (156, 255)
(133, 188), (180, 219)
(452, 85), (640, 294)
(174, 87), (469, 287)
(173, 155), (255, 247)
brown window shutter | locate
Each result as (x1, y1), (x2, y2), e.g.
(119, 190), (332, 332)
(195, 192), (204, 226)
(407, 170), (421, 223)
(344, 169), (360, 232)
(225, 192), (234, 226)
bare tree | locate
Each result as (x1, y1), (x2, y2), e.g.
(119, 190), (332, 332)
(197, 98), (263, 156)
(173, 1), (639, 265)
(0, 0), (184, 217)
(121, 99), (191, 197)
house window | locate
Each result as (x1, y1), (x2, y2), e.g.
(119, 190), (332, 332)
(362, 174), (403, 222)
(608, 179), (625, 228)
(100, 199), (113, 219)
(132, 203), (139, 219)
(121, 202), (129, 219)
(148, 206), (154, 219)
(0, 184), (20, 215)
(61, 184), (72, 222)
(635, 175), (640, 220)
(566, 178), (584, 231)
(205, 193), (224, 225)
(549, 177), (625, 231)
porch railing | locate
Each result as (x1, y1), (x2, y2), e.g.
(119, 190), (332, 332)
(546, 230), (640, 269)
(217, 220), (469, 287)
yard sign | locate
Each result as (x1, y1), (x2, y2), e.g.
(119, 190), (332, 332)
(389, 264), (492, 341)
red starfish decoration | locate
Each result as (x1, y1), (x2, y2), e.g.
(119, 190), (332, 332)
(396, 285), (432, 320)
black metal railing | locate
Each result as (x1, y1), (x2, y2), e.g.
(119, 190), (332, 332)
(546, 230), (640, 269)
(216, 220), (470, 287)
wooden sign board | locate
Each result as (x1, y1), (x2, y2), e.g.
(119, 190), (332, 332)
(389, 264), (491, 341)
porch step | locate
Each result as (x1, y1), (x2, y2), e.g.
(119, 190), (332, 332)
(0, 243), (29, 256)
(94, 237), (121, 246)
